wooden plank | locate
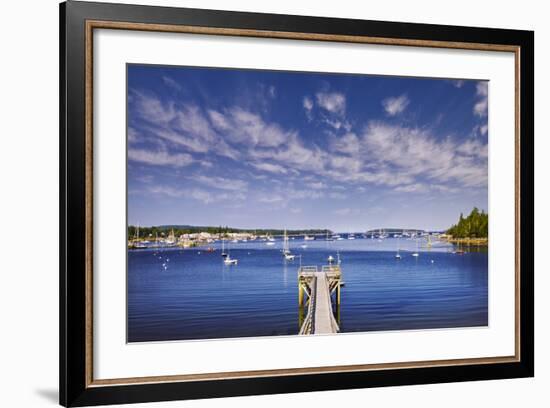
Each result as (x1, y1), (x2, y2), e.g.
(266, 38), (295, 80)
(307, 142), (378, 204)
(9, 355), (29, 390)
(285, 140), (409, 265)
(313, 272), (337, 334)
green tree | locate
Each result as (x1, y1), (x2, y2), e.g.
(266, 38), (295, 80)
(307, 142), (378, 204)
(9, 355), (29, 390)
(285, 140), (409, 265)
(447, 208), (488, 238)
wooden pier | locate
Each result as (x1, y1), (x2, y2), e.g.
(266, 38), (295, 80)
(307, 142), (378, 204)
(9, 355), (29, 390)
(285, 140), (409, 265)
(298, 265), (342, 335)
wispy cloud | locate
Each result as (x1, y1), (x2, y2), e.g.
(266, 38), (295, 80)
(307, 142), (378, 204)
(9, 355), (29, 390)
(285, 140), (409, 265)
(128, 148), (193, 168)
(382, 94), (410, 116)
(129, 82), (487, 203)
(148, 185), (245, 204)
(329, 192), (347, 199)
(316, 92), (346, 116)
(450, 80), (465, 88)
(361, 122), (487, 188)
(131, 91), (240, 161)
(302, 96), (314, 122)
(194, 175), (248, 192)
(258, 195), (285, 204)
(162, 76), (182, 92)
(208, 107), (291, 148)
(128, 127), (139, 143)
(333, 208), (360, 216)
(307, 181), (326, 190)
(474, 82), (488, 117)
(250, 162), (289, 174)
(393, 183), (429, 193)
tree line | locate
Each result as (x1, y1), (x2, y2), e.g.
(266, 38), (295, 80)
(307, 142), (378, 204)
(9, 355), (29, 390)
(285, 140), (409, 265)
(446, 207), (488, 238)
(128, 225), (331, 239)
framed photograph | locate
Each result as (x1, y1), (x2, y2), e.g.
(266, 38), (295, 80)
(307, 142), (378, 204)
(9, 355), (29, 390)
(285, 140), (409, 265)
(60, 1), (534, 406)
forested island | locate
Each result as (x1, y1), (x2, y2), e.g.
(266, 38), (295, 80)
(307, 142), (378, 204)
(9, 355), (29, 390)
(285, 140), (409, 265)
(445, 207), (488, 245)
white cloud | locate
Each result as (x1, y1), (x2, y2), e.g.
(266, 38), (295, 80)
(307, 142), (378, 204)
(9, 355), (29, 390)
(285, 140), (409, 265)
(128, 148), (193, 168)
(331, 132), (360, 155)
(128, 127), (139, 143)
(208, 107), (290, 148)
(303, 96), (314, 121)
(303, 96), (313, 111)
(162, 76), (182, 92)
(316, 92), (346, 116)
(148, 185), (245, 204)
(250, 162), (288, 174)
(362, 122), (488, 188)
(147, 185), (185, 197)
(451, 80), (465, 88)
(130, 86), (487, 198)
(258, 195), (285, 204)
(329, 192), (347, 199)
(333, 208), (360, 216)
(394, 183), (429, 193)
(268, 85), (276, 98)
(307, 181), (326, 189)
(456, 138), (488, 158)
(130, 91), (240, 160)
(382, 94), (410, 116)
(194, 175), (248, 192)
(132, 90), (176, 124)
(474, 81), (488, 117)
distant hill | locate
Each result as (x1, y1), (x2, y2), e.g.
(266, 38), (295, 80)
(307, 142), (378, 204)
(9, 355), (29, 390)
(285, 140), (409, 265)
(365, 228), (426, 234)
(131, 224), (331, 236)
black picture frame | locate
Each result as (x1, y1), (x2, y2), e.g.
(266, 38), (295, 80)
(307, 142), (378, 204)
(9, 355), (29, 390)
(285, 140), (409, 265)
(60, 1), (534, 406)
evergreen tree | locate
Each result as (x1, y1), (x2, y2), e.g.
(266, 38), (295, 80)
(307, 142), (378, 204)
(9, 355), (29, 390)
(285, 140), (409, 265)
(447, 208), (488, 238)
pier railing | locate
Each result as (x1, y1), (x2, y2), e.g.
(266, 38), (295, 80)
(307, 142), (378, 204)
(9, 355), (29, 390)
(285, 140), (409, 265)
(298, 276), (317, 335)
(298, 265), (318, 277)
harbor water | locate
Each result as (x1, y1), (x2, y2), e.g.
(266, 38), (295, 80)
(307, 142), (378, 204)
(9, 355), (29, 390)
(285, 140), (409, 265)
(128, 238), (488, 342)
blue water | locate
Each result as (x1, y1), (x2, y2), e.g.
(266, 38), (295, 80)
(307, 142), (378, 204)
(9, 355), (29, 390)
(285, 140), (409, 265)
(127, 238), (488, 342)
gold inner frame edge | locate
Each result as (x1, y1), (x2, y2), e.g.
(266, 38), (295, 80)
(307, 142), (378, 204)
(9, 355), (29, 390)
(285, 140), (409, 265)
(84, 19), (522, 388)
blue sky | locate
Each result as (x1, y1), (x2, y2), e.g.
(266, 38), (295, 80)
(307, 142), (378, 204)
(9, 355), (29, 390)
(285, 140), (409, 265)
(127, 65), (488, 231)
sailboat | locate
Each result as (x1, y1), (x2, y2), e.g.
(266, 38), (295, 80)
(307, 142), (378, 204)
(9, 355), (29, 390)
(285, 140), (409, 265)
(165, 229), (176, 246)
(224, 254), (238, 265)
(265, 233), (276, 246)
(223, 241), (238, 265)
(133, 224), (147, 249)
(283, 229), (295, 260)
(395, 236), (402, 259)
(304, 234), (315, 241)
(412, 236), (419, 257)
(221, 239), (228, 258)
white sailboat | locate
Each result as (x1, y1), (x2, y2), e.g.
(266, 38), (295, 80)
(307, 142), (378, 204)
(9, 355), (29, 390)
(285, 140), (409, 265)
(266, 233), (276, 245)
(221, 239), (228, 258)
(304, 234), (315, 241)
(412, 236), (419, 257)
(395, 235), (402, 259)
(165, 229), (176, 246)
(224, 255), (238, 265)
(283, 229), (295, 260)
(223, 241), (238, 265)
(133, 224), (147, 248)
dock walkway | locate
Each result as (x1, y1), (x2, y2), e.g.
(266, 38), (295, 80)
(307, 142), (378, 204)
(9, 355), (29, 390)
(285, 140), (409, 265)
(298, 265), (341, 335)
